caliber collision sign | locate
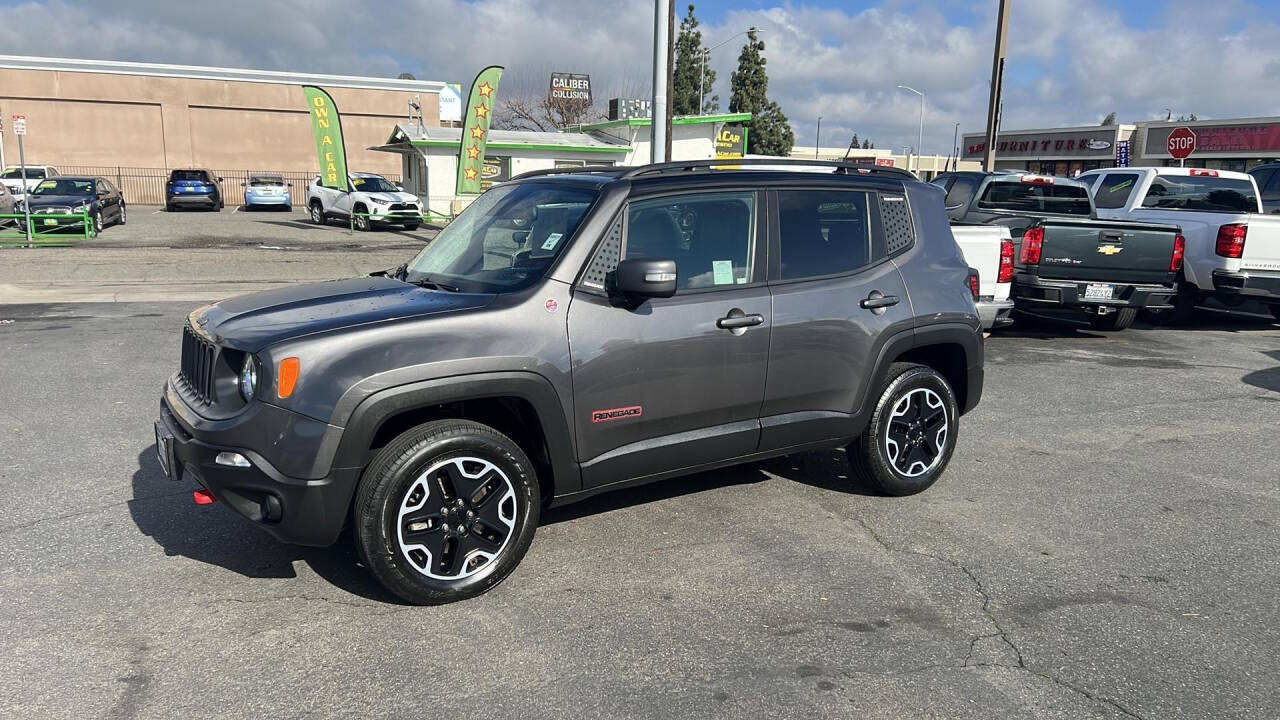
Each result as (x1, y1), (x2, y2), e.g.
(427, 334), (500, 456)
(550, 73), (591, 104)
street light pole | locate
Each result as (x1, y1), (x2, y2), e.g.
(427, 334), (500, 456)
(901, 83), (921, 174)
(699, 27), (760, 115)
(652, 0), (670, 163)
(815, 116), (822, 158)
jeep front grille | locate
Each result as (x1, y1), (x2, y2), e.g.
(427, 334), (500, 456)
(180, 325), (217, 405)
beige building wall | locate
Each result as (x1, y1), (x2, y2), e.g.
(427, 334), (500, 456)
(0, 67), (440, 174)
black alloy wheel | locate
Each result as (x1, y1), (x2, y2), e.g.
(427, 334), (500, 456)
(848, 362), (959, 496)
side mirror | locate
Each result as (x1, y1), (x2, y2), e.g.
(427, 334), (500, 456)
(614, 258), (677, 300)
(287, 183), (293, 187)
(217, 177), (225, 183)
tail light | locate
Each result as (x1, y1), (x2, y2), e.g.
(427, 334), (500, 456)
(1020, 226), (1045, 264)
(967, 270), (980, 299)
(1170, 234), (1185, 271)
(1215, 224), (1247, 258)
(998, 238), (1015, 283)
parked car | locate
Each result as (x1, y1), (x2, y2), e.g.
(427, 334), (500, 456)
(243, 174), (292, 210)
(951, 225), (1015, 329)
(933, 171), (1184, 330)
(154, 159), (984, 605)
(1079, 166), (1280, 322)
(307, 172), (423, 231)
(20, 176), (126, 232)
(1247, 162), (1280, 214)
(2, 165), (59, 201)
(166, 169), (224, 211)
(0, 182), (15, 224)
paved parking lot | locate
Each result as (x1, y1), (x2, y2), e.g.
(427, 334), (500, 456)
(1, 301), (1277, 719)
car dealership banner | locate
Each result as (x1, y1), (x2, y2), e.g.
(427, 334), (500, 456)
(715, 124), (746, 159)
(302, 86), (349, 192)
(457, 65), (504, 196)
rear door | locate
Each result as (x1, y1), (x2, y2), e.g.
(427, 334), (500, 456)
(759, 187), (913, 452)
(568, 188), (770, 487)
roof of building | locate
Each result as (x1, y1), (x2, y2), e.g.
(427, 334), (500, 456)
(375, 124), (631, 155)
(569, 112), (752, 133)
(0, 55), (444, 93)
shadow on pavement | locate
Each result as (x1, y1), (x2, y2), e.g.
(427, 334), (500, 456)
(756, 449), (884, 497)
(989, 309), (1109, 340)
(1242, 350), (1280, 393)
(129, 446), (405, 604)
(542, 465), (771, 525)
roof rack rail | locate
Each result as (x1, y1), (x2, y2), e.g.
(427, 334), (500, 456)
(508, 165), (622, 181)
(620, 158), (919, 181)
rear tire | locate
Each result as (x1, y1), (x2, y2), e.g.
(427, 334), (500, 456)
(403, 223), (420, 231)
(353, 419), (540, 605)
(1088, 307), (1137, 331)
(847, 363), (959, 497)
(309, 201), (326, 225)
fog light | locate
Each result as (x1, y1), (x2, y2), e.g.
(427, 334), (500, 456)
(215, 452), (251, 468)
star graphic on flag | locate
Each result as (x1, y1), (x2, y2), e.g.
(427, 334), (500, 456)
(464, 166), (478, 181)
(466, 145), (481, 160)
(474, 103), (489, 119)
(470, 125), (485, 140)
(478, 82), (494, 99)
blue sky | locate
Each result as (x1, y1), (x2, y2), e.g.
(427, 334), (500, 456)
(2, 0), (1280, 155)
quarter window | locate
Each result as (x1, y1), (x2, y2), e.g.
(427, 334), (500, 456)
(944, 177), (978, 209)
(624, 191), (756, 290)
(777, 190), (873, 280)
(1093, 173), (1139, 209)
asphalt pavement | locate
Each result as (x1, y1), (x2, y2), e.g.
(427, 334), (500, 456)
(1, 301), (1277, 719)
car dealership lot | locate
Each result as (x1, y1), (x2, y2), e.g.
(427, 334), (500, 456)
(0, 303), (1277, 719)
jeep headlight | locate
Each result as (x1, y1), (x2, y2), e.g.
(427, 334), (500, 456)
(239, 355), (259, 402)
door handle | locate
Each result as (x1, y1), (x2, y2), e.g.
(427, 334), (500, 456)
(860, 292), (900, 310)
(717, 309), (765, 330)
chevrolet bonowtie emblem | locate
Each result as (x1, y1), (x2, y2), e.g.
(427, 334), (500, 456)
(1097, 244), (1122, 255)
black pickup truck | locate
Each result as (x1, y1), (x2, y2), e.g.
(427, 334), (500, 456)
(933, 171), (1184, 330)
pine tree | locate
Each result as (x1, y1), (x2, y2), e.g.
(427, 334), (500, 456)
(862, 139), (871, 149)
(729, 30), (794, 156)
(850, 132), (860, 149)
(672, 5), (717, 115)
(1100, 112), (1116, 126)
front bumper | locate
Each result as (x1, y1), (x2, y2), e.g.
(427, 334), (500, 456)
(157, 383), (359, 546)
(976, 298), (1015, 330)
(1212, 269), (1280, 301)
(1012, 274), (1175, 311)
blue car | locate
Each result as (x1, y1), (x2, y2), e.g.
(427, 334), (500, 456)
(243, 174), (292, 211)
(165, 168), (224, 212)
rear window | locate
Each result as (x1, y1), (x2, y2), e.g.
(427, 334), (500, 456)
(977, 180), (1092, 215)
(1093, 173), (1140, 209)
(170, 170), (210, 182)
(1141, 175), (1259, 213)
(249, 176), (285, 186)
(3, 168), (46, 179)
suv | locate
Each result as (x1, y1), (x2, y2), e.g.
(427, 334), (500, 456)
(166, 169), (224, 211)
(154, 160), (984, 605)
(307, 172), (423, 231)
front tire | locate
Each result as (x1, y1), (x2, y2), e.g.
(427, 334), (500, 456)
(847, 363), (959, 497)
(93, 209), (104, 234)
(353, 206), (371, 232)
(353, 420), (540, 605)
(118, 203), (127, 226)
(403, 223), (420, 231)
(1088, 306), (1136, 331)
(309, 202), (326, 225)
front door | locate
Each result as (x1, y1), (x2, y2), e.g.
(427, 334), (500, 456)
(569, 189), (770, 488)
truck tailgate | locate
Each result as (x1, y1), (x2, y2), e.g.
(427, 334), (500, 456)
(1241, 214), (1280, 273)
(950, 225), (1009, 299)
(1035, 219), (1180, 284)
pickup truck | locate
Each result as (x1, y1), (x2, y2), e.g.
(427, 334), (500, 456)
(951, 225), (1014, 329)
(933, 171), (1184, 330)
(1, 165), (59, 201)
(1079, 166), (1280, 322)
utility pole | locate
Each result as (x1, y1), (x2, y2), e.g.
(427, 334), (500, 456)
(665, 0), (675, 163)
(815, 116), (822, 158)
(651, 0), (670, 163)
(983, 0), (1010, 172)
(951, 122), (960, 171)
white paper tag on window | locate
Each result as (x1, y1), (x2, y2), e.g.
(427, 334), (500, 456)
(712, 260), (734, 285)
(541, 232), (563, 251)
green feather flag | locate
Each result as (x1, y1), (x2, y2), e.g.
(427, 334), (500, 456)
(456, 66), (504, 196)
(302, 86), (349, 192)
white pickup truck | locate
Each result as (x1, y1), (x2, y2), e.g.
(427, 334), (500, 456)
(1078, 167), (1280, 322)
(1, 165), (59, 201)
(951, 225), (1015, 329)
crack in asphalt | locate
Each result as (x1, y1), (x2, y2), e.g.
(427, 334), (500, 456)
(851, 515), (1149, 720)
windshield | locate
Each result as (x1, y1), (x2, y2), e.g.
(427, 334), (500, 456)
(405, 183), (598, 293)
(31, 178), (94, 196)
(352, 176), (399, 193)
(977, 180), (1092, 215)
(3, 168), (46, 179)
(1140, 175), (1259, 213)
(249, 176), (285, 186)
(171, 170), (210, 183)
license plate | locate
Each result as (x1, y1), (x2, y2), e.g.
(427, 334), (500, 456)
(42, 218), (57, 226)
(154, 421), (181, 482)
(1084, 283), (1114, 300)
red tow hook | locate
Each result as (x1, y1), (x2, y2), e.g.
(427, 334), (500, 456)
(193, 489), (217, 505)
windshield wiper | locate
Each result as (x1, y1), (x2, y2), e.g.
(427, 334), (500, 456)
(410, 274), (461, 292)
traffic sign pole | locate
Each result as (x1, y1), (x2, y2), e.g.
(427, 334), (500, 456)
(18, 133), (32, 246)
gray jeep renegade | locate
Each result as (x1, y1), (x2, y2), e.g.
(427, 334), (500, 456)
(154, 159), (984, 605)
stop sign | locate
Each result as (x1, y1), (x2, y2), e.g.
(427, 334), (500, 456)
(1167, 126), (1196, 159)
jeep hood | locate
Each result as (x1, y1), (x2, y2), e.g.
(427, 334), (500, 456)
(192, 276), (494, 351)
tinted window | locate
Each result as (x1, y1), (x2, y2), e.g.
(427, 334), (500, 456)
(626, 191), (756, 290)
(944, 177), (978, 209)
(3, 168), (46, 179)
(977, 180), (1092, 215)
(1093, 173), (1139, 209)
(31, 179), (94, 195)
(1261, 169), (1280, 195)
(170, 170), (209, 182)
(249, 176), (285, 186)
(777, 190), (872, 280)
(1140, 175), (1258, 212)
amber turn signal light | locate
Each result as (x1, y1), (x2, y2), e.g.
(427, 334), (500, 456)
(277, 357), (300, 398)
